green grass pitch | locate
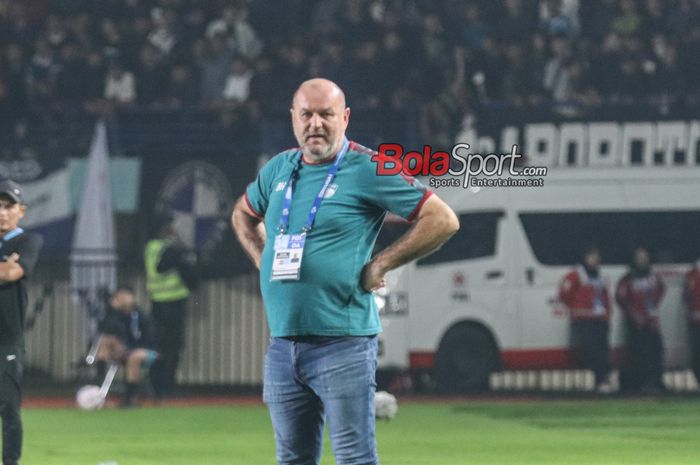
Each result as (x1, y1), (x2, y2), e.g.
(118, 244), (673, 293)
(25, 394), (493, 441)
(21, 399), (700, 465)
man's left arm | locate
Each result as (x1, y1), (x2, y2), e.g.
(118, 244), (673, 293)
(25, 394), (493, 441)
(361, 195), (459, 291)
(0, 234), (43, 283)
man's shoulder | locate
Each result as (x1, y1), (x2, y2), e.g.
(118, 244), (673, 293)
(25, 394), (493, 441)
(6, 231), (42, 252)
(346, 141), (378, 164)
(348, 141), (377, 157)
(9, 231), (42, 245)
(343, 141), (382, 175)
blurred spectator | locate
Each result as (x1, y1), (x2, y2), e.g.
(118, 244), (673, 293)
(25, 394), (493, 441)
(148, 7), (179, 56)
(311, 38), (345, 84)
(197, 35), (233, 106)
(460, 4), (488, 50)
(540, 0), (579, 38)
(502, 44), (542, 105)
(590, 32), (623, 100)
(136, 44), (167, 108)
(498, 0), (538, 45)
(98, 18), (125, 61)
(104, 60), (136, 105)
(684, 258), (700, 384)
(644, 0), (670, 38)
(222, 57), (253, 103)
(543, 36), (573, 101)
(337, 0), (377, 47)
(559, 246), (613, 393)
(343, 40), (383, 109)
(2, 44), (29, 134)
(83, 50), (107, 104)
(616, 247), (666, 393)
(648, 34), (683, 100)
(247, 55), (279, 118)
(54, 41), (86, 105)
(611, 0), (644, 37)
(580, 0), (618, 39)
(419, 13), (448, 67)
(270, 42), (307, 113)
(206, 4), (262, 60)
(0, 0), (699, 156)
(29, 38), (54, 85)
(164, 63), (198, 110)
(44, 15), (68, 49)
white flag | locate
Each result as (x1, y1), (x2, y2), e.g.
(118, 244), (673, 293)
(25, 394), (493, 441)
(69, 121), (117, 341)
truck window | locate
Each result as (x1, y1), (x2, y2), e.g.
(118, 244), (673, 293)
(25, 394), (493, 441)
(519, 211), (700, 265)
(416, 211), (503, 266)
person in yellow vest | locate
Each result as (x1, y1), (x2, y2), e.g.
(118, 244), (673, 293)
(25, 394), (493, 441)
(144, 212), (197, 397)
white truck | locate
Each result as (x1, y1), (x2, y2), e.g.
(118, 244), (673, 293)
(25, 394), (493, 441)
(375, 167), (700, 392)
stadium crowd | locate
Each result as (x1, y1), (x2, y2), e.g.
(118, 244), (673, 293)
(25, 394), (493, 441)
(1, 0), (700, 156)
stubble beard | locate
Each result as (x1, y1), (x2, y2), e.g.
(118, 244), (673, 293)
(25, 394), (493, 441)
(302, 137), (338, 162)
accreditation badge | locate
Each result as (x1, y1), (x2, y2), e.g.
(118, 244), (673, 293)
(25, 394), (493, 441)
(270, 233), (306, 281)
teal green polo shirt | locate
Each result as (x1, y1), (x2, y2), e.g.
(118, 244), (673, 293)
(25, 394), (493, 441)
(245, 141), (431, 337)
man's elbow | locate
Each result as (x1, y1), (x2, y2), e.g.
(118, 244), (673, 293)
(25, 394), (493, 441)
(444, 209), (460, 235)
(434, 207), (459, 241)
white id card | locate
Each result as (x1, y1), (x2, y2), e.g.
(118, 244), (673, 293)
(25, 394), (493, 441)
(271, 233), (306, 281)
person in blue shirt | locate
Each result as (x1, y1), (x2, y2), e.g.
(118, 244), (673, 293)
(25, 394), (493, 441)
(97, 286), (157, 407)
(232, 78), (459, 465)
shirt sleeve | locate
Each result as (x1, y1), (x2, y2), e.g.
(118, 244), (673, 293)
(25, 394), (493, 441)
(358, 156), (432, 220)
(15, 233), (43, 277)
(245, 155), (281, 218)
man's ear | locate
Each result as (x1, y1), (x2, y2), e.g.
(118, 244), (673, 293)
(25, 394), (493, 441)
(344, 107), (351, 127)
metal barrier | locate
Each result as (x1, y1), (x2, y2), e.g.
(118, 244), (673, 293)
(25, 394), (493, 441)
(24, 270), (268, 385)
(23, 266), (700, 392)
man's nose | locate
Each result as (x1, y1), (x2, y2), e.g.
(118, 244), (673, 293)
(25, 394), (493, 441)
(309, 113), (322, 128)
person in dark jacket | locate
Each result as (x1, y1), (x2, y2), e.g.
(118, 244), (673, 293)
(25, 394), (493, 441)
(96, 286), (156, 407)
(0, 180), (42, 465)
(685, 258), (700, 383)
(616, 247), (666, 393)
(559, 246), (613, 392)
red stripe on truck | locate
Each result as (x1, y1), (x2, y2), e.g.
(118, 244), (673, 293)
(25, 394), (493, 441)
(409, 351), (435, 369)
(409, 348), (625, 371)
(501, 349), (574, 370)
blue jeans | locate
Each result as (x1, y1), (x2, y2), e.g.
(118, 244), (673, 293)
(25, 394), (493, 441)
(263, 336), (380, 465)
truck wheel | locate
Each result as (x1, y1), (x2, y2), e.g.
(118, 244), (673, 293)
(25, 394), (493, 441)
(435, 325), (498, 393)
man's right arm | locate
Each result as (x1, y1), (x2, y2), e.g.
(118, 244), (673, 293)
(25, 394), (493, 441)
(231, 195), (266, 270)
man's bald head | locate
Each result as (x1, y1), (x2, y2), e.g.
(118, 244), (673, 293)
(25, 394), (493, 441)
(292, 78), (346, 110)
(290, 78), (351, 162)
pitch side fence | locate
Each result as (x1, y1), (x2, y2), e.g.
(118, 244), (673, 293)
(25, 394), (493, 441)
(24, 260), (698, 393)
(25, 260), (269, 387)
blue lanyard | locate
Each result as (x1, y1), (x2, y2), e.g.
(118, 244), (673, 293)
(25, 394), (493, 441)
(278, 138), (349, 234)
(0, 227), (23, 249)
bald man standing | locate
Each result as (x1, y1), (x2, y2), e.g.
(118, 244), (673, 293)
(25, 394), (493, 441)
(232, 79), (458, 465)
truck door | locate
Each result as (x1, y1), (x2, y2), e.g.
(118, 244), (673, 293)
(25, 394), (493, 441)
(512, 212), (572, 369)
